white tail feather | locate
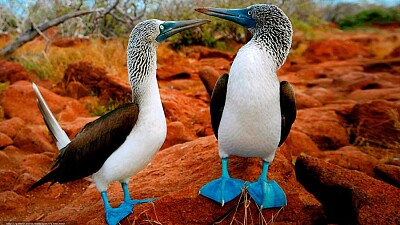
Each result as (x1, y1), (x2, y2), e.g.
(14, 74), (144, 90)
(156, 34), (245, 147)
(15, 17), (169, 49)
(32, 83), (70, 150)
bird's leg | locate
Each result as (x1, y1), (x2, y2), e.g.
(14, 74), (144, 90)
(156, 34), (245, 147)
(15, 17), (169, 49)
(121, 182), (155, 207)
(246, 161), (287, 209)
(199, 157), (245, 206)
(101, 191), (132, 225)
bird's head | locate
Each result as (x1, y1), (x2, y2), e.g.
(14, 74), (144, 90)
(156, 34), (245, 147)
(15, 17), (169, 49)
(196, 4), (291, 35)
(196, 4), (292, 68)
(129, 19), (210, 46)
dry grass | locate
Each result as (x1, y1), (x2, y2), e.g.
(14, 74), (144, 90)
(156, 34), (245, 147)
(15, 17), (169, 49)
(10, 38), (128, 81)
(4, 37), (187, 82)
(215, 188), (284, 225)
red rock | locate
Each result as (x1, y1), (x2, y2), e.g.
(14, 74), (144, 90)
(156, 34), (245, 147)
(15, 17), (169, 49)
(0, 132), (12, 147)
(2, 145), (23, 168)
(323, 100), (357, 116)
(184, 45), (234, 60)
(303, 39), (374, 63)
(374, 163), (400, 188)
(162, 121), (197, 149)
(40, 136), (325, 224)
(63, 62), (132, 104)
(60, 116), (97, 139)
(0, 151), (13, 170)
(52, 37), (90, 48)
(0, 117), (25, 138)
(347, 100), (400, 148)
(199, 58), (231, 75)
(304, 87), (337, 104)
(293, 108), (349, 150)
(1, 81), (90, 125)
(318, 146), (379, 177)
(21, 153), (54, 178)
(283, 130), (320, 157)
(157, 64), (192, 80)
(198, 66), (220, 97)
(0, 191), (28, 217)
(388, 46), (400, 58)
(0, 169), (18, 192)
(13, 125), (57, 153)
(296, 155), (400, 225)
(161, 88), (213, 138)
(0, 61), (31, 84)
(66, 81), (91, 99)
(333, 71), (398, 93)
(295, 92), (323, 109)
(347, 87), (400, 102)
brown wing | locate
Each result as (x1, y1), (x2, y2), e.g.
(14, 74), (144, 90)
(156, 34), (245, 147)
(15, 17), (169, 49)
(210, 73), (229, 139)
(279, 81), (296, 146)
(29, 103), (139, 191)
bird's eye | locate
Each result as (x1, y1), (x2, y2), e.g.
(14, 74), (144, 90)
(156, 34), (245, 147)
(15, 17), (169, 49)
(248, 10), (252, 16)
(159, 25), (164, 30)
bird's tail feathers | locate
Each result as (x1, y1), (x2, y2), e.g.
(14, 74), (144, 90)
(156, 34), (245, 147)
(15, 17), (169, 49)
(32, 83), (70, 150)
(28, 171), (57, 192)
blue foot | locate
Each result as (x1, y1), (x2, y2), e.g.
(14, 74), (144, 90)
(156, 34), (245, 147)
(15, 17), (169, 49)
(101, 191), (132, 225)
(246, 161), (287, 209)
(105, 204), (133, 225)
(199, 158), (245, 205)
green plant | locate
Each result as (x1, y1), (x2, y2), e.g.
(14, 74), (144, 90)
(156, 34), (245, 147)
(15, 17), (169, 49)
(0, 82), (9, 93)
(339, 7), (400, 29)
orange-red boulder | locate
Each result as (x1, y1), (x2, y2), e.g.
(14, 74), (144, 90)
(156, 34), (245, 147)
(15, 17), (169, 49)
(0, 132), (13, 147)
(0, 61), (31, 84)
(1, 81), (90, 125)
(39, 136), (325, 224)
(374, 163), (400, 188)
(161, 88), (213, 139)
(295, 91), (323, 109)
(282, 130), (320, 157)
(318, 146), (379, 177)
(293, 108), (349, 150)
(303, 39), (373, 63)
(63, 62), (132, 104)
(347, 100), (400, 148)
(296, 155), (400, 225)
(157, 64), (192, 80)
(0, 117), (25, 139)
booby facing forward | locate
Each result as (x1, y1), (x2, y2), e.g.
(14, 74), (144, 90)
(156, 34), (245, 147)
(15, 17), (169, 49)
(196, 5), (296, 209)
(29, 19), (209, 225)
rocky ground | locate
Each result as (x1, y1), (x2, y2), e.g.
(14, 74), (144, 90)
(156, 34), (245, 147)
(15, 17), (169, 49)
(0, 27), (399, 224)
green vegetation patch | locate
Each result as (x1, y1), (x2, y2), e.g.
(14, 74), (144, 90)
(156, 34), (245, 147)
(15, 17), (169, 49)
(339, 8), (400, 29)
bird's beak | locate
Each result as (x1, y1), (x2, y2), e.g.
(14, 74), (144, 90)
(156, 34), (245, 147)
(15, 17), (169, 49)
(156, 19), (210, 43)
(195, 7), (255, 29)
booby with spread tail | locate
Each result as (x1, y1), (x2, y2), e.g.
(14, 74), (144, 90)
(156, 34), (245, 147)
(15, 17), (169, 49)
(29, 19), (209, 225)
(196, 4), (296, 209)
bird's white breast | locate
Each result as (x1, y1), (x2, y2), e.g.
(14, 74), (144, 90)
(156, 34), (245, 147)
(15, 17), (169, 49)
(218, 43), (281, 162)
(93, 78), (166, 192)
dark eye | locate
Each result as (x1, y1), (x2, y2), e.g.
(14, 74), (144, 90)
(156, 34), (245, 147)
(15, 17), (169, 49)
(159, 25), (165, 30)
(248, 10), (252, 16)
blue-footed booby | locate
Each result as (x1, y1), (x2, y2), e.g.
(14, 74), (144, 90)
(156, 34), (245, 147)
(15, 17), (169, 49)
(196, 4), (296, 209)
(28, 19), (209, 225)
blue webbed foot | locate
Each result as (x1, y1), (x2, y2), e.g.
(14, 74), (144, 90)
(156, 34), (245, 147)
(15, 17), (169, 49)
(246, 161), (287, 209)
(101, 191), (133, 225)
(104, 204), (133, 225)
(199, 158), (244, 205)
(200, 176), (245, 205)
